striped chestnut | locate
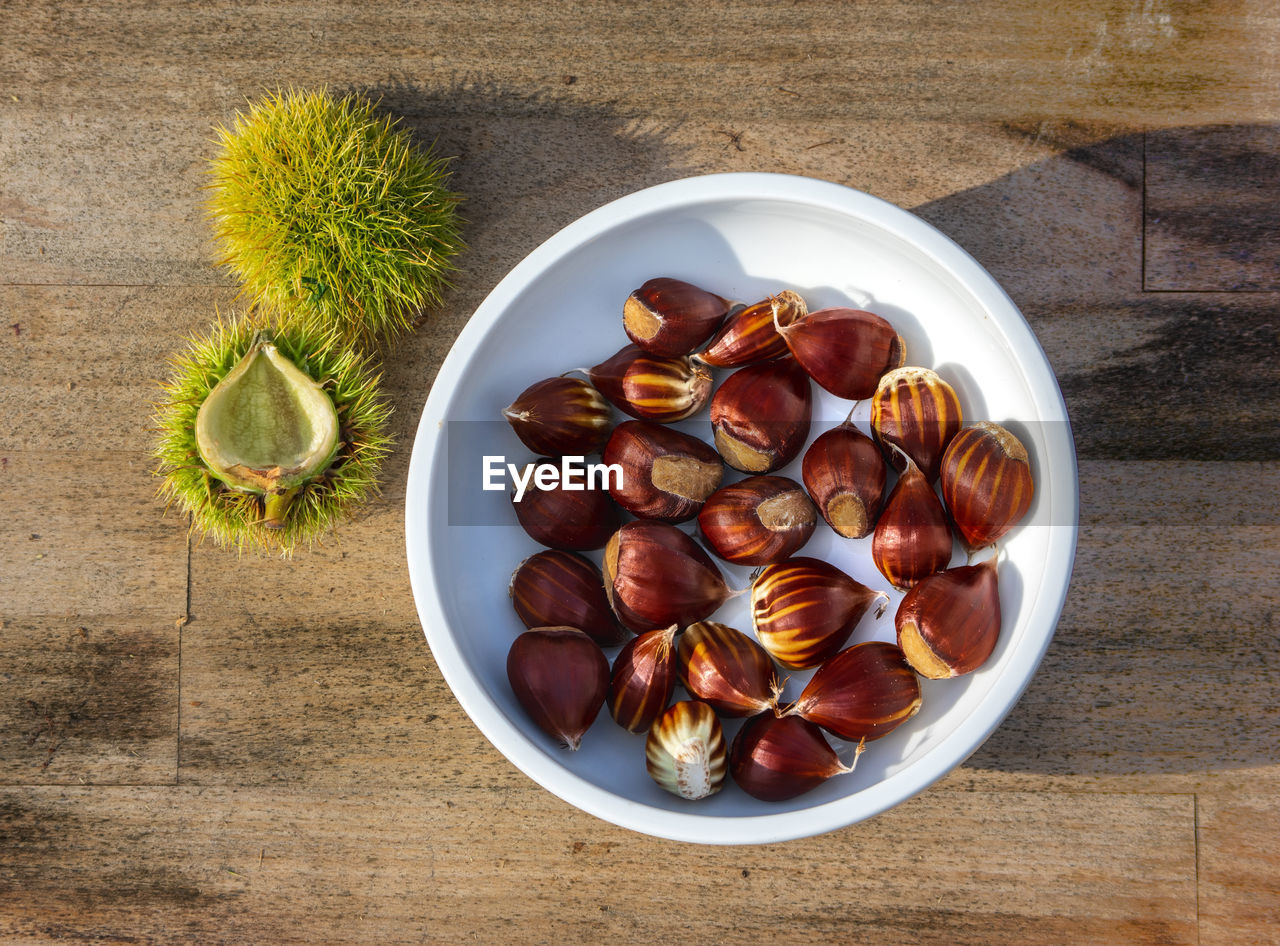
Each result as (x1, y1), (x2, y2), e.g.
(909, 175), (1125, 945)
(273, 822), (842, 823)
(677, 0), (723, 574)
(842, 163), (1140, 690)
(623, 277), (732, 357)
(677, 620), (780, 718)
(588, 344), (712, 423)
(608, 624), (679, 733)
(940, 422), (1034, 551)
(509, 549), (628, 646)
(750, 556), (890, 670)
(869, 366), (962, 482)
(645, 700), (727, 800)
(709, 357), (812, 473)
(801, 421), (888, 539)
(697, 474), (816, 566)
(503, 375), (612, 457)
(779, 640), (922, 741)
(602, 419), (723, 523)
(695, 290), (807, 368)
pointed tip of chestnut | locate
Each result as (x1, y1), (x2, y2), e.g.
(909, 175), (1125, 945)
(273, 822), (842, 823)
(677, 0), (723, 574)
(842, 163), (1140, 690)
(696, 291), (807, 367)
(608, 623), (679, 733)
(776, 306), (906, 400)
(503, 376), (613, 457)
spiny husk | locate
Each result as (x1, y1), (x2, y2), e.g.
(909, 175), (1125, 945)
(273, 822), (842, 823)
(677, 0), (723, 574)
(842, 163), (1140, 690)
(207, 87), (464, 346)
(151, 309), (394, 556)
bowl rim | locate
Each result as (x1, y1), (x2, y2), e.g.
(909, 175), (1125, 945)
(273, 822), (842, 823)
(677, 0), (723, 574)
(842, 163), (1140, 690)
(405, 171), (1079, 844)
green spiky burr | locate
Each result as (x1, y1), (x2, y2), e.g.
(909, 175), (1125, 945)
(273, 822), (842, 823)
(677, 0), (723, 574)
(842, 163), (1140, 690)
(207, 88), (464, 345)
(152, 310), (395, 556)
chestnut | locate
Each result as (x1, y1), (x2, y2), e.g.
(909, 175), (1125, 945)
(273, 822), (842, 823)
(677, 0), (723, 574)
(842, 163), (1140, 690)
(697, 475), (816, 566)
(939, 421), (1034, 551)
(588, 344), (713, 423)
(602, 419), (723, 522)
(709, 357), (812, 473)
(623, 277), (732, 357)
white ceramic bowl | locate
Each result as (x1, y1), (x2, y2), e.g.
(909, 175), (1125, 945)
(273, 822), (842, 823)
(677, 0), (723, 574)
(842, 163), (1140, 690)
(405, 173), (1078, 844)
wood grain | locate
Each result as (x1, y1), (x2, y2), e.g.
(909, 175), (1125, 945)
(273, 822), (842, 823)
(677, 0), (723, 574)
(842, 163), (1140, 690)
(0, 451), (188, 621)
(0, 786), (1196, 945)
(2, 0), (1276, 123)
(2, 0), (1278, 941)
(0, 618), (178, 785)
(1198, 793), (1280, 944)
(1146, 124), (1280, 290)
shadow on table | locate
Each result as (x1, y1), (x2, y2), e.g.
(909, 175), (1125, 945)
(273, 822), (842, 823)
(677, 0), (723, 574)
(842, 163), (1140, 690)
(335, 76), (702, 453)
(349, 88), (1279, 783)
(910, 122), (1280, 779)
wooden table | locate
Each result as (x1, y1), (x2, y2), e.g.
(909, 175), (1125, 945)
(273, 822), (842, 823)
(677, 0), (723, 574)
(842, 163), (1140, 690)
(3, 3), (1278, 942)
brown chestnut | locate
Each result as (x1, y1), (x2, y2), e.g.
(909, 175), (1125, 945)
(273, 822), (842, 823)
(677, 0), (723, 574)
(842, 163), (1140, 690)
(623, 277), (732, 357)
(709, 357), (812, 473)
(939, 421), (1034, 551)
(697, 475), (816, 566)
(801, 421), (888, 539)
(588, 344), (713, 423)
(695, 291), (807, 367)
(602, 420), (723, 522)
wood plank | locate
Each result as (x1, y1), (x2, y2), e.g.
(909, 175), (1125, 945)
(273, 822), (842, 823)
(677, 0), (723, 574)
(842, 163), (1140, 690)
(0, 785), (1196, 944)
(0, 286), (237, 451)
(2, 1), (1276, 124)
(1145, 124), (1280, 291)
(1031, 294), (1280, 461)
(913, 121), (1144, 305)
(961, 460), (1280, 791)
(0, 618), (177, 785)
(181, 458), (1280, 796)
(1198, 793), (1280, 945)
(3, 101), (1135, 291)
(0, 451), (188, 622)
